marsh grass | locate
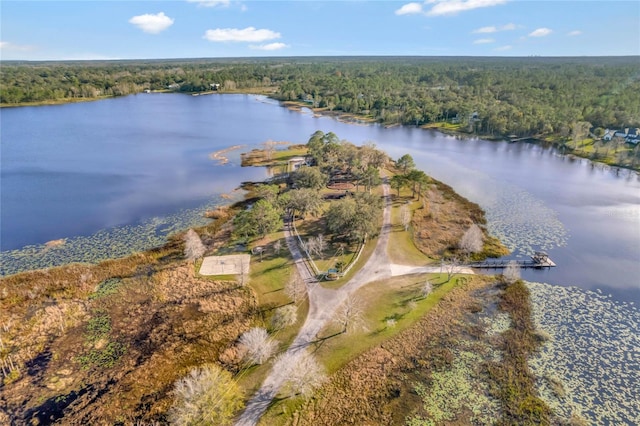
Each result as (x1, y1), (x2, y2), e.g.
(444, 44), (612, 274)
(485, 280), (552, 425)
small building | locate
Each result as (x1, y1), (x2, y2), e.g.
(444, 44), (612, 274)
(603, 129), (614, 141)
(614, 128), (629, 138)
(287, 157), (308, 172)
(210, 83), (221, 91)
(625, 128), (639, 144)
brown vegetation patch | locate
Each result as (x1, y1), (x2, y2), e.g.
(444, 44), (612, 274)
(0, 262), (258, 424)
(285, 277), (498, 425)
(411, 179), (509, 259)
(0, 214), (259, 424)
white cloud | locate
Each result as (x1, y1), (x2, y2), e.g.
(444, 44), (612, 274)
(472, 23), (516, 33)
(426, 0), (508, 17)
(473, 26), (497, 33)
(249, 42), (289, 51)
(529, 27), (553, 37)
(203, 27), (281, 42)
(568, 30), (582, 36)
(129, 12), (174, 34)
(395, 2), (424, 15)
(494, 45), (512, 51)
(473, 38), (495, 44)
(0, 41), (36, 51)
(186, 0), (230, 7)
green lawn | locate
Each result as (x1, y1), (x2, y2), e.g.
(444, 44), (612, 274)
(388, 192), (434, 265)
(315, 273), (468, 374)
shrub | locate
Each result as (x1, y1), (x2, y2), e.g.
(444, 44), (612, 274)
(271, 305), (297, 330)
(238, 327), (278, 365)
(168, 364), (244, 426)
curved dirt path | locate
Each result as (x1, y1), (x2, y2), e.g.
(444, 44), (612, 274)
(235, 181), (472, 425)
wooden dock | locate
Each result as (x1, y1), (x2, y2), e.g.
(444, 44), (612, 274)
(469, 252), (556, 269)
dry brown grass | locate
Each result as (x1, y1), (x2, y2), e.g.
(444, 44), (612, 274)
(411, 179), (509, 260)
(0, 212), (263, 424)
(0, 261), (258, 424)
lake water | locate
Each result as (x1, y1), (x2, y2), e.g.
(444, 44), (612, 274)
(2, 93), (639, 303)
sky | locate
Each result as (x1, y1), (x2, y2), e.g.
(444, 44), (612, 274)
(1, 0), (639, 61)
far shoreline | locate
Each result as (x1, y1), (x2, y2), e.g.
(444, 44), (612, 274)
(3, 90), (637, 173)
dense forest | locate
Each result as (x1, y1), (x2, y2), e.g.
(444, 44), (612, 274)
(2, 56), (639, 139)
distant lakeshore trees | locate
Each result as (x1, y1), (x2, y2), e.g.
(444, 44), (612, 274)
(2, 57), (639, 141)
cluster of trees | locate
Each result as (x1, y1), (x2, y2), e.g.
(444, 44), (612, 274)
(3, 57), (638, 140)
(326, 192), (383, 243)
(390, 154), (430, 199)
(234, 131), (387, 244)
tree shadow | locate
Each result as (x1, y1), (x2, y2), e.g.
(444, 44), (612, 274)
(308, 330), (344, 354)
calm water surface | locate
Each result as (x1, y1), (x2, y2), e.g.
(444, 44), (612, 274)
(2, 94), (639, 302)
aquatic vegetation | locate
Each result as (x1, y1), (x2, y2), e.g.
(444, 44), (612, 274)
(483, 311), (511, 337)
(527, 282), (640, 424)
(485, 184), (568, 256)
(0, 195), (239, 276)
(89, 278), (123, 300)
(407, 347), (501, 426)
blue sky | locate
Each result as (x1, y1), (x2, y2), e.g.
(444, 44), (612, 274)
(1, 1), (638, 60)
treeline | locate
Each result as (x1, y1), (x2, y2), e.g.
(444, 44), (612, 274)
(1, 56), (639, 137)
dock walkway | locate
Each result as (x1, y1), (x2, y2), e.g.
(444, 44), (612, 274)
(469, 252), (556, 269)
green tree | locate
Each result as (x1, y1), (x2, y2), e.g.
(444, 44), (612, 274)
(233, 199), (282, 239)
(406, 169), (429, 199)
(251, 199), (283, 237)
(255, 184), (280, 204)
(326, 192), (383, 242)
(286, 188), (323, 219)
(361, 166), (381, 192)
(291, 166), (327, 190)
(396, 154), (416, 174)
(390, 174), (408, 197)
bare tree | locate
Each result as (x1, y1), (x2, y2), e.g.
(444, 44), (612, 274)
(271, 305), (297, 330)
(314, 234), (327, 258)
(285, 273), (307, 303)
(305, 237), (316, 257)
(503, 260), (521, 284)
(168, 364), (244, 426)
(422, 279), (433, 298)
(333, 294), (366, 334)
(238, 327), (278, 366)
(272, 351), (327, 399)
(443, 256), (461, 282)
(459, 223), (484, 255)
(184, 229), (206, 260)
(273, 239), (282, 254)
(306, 234), (327, 258)
(263, 140), (278, 160)
(401, 203), (411, 231)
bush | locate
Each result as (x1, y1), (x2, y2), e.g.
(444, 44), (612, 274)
(238, 327), (278, 365)
(271, 305), (297, 330)
(168, 364), (244, 426)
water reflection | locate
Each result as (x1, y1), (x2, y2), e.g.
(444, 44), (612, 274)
(2, 94), (638, 302)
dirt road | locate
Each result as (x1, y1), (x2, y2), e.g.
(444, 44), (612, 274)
(235, 181), (473, 425)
